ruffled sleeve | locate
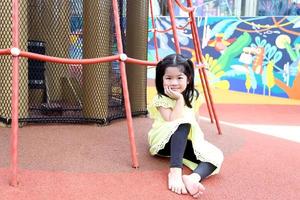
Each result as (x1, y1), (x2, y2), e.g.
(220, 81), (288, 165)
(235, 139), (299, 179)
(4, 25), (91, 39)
(147, 94), (175, 119)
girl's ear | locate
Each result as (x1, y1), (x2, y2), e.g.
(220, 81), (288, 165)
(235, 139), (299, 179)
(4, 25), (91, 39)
(187, 77), (191, 84)
(186, 75), (191, 83)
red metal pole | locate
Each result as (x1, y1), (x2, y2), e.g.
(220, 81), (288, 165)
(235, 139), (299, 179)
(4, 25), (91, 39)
(126, 57), (157, 66)
(20, 50), (157, 66)
(0, 48), (11, 55)
(187, 0), (222, 134)
(167, 0), (181, 54)
(193, 28), (222, 134)
(10, 0), (20, 186)
(149, 0), (159, 61)
(112, 0), (139, 168)
(174, 0), (194, 12)
(20, 51), (120, 65)
(189, 17), (214, 123)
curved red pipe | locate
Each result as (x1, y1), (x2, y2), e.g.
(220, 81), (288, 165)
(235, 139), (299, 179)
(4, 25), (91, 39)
(3, 48), (158, 66)
(155, 20), (191, 33)
(174, 0), (194, 12)
(126, 57), (157, 66)
(20, 51), (120, 64)
(0, 48), (11, 55)
(156, 27), (173, 33)
(177, 20), (192, 30)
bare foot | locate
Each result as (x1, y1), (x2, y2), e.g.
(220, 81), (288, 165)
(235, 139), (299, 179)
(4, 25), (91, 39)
(182, 173), (205, 198)
(168, 168), (188, 195)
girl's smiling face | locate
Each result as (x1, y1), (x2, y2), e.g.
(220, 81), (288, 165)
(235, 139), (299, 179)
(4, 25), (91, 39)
(163, 66), (188, 94)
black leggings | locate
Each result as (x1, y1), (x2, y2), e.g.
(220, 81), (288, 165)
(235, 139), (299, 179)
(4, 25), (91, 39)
(158, 124), (217, 180)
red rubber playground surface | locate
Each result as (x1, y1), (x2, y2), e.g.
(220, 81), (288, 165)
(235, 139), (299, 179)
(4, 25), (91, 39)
(0, 103), (299, 200)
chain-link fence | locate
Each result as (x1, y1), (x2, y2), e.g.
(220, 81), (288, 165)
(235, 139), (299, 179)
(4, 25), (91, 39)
(0, 0), (148, 125)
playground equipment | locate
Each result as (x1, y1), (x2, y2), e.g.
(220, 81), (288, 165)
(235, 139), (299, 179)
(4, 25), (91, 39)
(0, 0), (220, 186)
(1, 0), (149, 125)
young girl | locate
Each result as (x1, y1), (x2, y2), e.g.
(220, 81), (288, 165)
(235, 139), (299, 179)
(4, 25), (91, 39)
(147, 54), (224, 198)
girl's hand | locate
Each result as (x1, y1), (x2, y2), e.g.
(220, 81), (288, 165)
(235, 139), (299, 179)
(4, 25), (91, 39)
(164, 86), (183, 100)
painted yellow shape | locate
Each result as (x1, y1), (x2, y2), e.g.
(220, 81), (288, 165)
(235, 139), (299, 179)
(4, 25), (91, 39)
(215, 71), (225, 78)
(213, 80), (230, 90)
(245, 72), (251, 92)
(266, 60), (275, 95)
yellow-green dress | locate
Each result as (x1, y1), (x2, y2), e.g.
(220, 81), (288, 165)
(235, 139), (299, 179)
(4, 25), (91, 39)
(147, 94), (224, 175)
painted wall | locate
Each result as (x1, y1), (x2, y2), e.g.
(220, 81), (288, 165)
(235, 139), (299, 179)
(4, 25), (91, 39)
(148, 16), (300, 100)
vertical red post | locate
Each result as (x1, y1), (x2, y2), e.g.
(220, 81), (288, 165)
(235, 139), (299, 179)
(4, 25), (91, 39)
(149, 0), (159, 61)
(10, 0), (20, 186)
(187, 0), (222, 134)
(167, 0), (181, 53)
(188, 14), (214, 123)
(112, 0), (139, 167)
(192, 26), (214, 123)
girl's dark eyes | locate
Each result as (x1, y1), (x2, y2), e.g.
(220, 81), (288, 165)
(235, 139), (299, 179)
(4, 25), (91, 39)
(165, 77), (184, 80)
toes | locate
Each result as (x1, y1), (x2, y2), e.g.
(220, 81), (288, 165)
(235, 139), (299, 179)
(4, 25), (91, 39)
(192, 190), (203, 198)
(191, 185), (205, 198)
(172, 186), (179, 194)
(171, 185), (178, 194)
(170, 185), (186, 195)
(171, 186), (175, 192)
(181, 184), (188, 194)
(182, 187), (188, 194)
(199, 183), (205, 191)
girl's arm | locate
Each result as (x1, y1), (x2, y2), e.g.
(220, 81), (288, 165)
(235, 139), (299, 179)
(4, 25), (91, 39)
(158, 96), (185, 121)
(157, 86), (185, 121)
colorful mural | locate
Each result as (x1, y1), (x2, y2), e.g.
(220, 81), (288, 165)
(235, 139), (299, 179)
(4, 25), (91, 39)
(148, 16), (300, 100)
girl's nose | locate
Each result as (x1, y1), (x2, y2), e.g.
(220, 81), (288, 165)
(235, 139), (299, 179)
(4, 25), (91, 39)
(170, 79), (178, 85)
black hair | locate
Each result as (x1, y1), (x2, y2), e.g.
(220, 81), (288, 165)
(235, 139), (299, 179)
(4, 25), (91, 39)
(155, 54), (198, 108)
